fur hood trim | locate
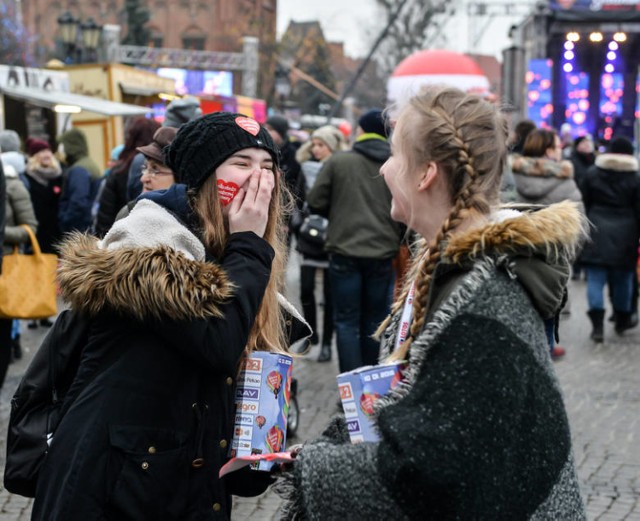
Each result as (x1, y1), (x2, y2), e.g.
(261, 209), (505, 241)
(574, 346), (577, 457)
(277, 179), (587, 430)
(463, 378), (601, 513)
(57, 233), (233, 321)
(594, 153), (639, 172)
(511, 155), (574, 179)
(444, 201), (586, 265)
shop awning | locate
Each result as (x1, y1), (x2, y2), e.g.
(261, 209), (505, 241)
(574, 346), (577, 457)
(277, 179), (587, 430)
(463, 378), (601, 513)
(119, 82), (167, 97)
(0, 85), (151, 116)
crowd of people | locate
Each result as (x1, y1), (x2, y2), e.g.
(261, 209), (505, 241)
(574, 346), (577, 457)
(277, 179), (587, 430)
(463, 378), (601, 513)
(1, 85), (639, 519)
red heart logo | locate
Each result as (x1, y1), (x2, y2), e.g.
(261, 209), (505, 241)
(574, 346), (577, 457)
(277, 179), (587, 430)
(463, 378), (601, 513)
(235, 116), (260, 136)
(217, 179), (239, 206)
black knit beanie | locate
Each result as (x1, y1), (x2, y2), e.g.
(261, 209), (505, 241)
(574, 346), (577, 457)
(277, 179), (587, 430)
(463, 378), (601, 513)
(164, 112), (280, 191)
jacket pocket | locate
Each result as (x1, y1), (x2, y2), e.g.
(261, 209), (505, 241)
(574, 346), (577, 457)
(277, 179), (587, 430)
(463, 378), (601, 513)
(106, 425), (189, 520)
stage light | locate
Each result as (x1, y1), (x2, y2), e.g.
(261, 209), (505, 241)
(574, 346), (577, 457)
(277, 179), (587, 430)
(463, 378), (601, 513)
(607, 51), (617, 61)
(564, 63), (574, 72)
(608, 41), (619, 51)
(605, 63), (614, 73)
(564, 51), (575, 60)
(589, 32), (603, 42)
(564, 41), (575, 51)
(613, 32), (627, 42)
(567, 32), (580, 42)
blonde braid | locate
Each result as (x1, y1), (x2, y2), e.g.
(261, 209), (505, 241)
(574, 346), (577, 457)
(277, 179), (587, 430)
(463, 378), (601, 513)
(387, 93), (494, 361)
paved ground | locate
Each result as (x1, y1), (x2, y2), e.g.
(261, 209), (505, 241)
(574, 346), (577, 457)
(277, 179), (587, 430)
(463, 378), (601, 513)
(0, 257), (638, 520)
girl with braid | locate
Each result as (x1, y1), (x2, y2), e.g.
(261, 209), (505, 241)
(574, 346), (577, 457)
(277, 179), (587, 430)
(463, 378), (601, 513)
(276, 87), (587, 520)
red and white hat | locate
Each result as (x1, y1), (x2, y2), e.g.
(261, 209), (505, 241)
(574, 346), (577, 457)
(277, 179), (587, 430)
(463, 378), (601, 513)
(387, 50), (490, 107)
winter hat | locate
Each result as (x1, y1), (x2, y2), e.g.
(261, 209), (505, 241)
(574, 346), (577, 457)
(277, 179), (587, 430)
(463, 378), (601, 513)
(0, 130), (21, 153)
(164, 112), (279, 192)
(609, 136), (634, 155)
(1, 151), (26, 175)
(311, 125), (347, 152)
(25, 137), (51, 156)
(265, 115), (289, 141)
(163, 96), (202, 128)
(358, 109), (388, 137)
(137, 126), (179, 165)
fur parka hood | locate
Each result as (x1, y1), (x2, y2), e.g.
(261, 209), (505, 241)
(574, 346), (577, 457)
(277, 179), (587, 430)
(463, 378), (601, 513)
(57, 199), (232, 321)
(441, 201), (586, 320)
(594, 152), (639, 172)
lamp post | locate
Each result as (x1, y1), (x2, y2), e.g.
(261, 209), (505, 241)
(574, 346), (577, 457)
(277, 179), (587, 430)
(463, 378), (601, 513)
(57, 11), (102, 64)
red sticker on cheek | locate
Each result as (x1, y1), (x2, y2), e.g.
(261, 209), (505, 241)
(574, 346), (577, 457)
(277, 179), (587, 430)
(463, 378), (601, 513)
(217, 179), (240, 206)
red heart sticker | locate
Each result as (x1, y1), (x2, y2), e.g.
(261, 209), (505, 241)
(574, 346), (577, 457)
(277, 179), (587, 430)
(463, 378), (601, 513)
(235, 116), (260, 136)
(217, 179), (239, 206)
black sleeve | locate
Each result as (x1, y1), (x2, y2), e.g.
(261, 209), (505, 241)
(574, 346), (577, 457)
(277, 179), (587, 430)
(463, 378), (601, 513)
(95, 170), (125, 238)
(152, 232), (275, 375)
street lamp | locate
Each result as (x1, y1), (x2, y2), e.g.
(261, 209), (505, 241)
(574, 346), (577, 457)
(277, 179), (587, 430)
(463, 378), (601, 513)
(57, 11), (78, 63)
(56, 11), (102, 64)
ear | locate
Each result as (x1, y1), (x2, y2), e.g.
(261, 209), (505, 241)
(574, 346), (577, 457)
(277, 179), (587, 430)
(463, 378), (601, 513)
(417, 161), (438, 192)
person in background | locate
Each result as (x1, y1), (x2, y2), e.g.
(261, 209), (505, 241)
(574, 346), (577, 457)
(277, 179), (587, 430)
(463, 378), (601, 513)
(57, 128), (101, 234)
(580, 136), (640, 342)
(295, 125), (348, 362)
(0, 157), (37, 392)
(114, 127), (179, 221)
(0, 130), (22, 157)
(265, 115), (305, 243)
(509, 119), (536, 155)
(94, 117), (160, 237)
(92, 144), (125, 229)
(277, 86), (586, 521)
(511, 128), (583, 360)
(127, 97), (201, 201)
(306, 109), (402, 373)
(31, 112), (295, 520)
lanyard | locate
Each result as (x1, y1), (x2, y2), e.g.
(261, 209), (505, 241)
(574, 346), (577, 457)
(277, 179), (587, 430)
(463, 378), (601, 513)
(394, 280), (415, 351)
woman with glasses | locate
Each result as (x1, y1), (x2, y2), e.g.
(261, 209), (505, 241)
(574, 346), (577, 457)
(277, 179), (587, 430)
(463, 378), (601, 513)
(139, 127), (179, 193)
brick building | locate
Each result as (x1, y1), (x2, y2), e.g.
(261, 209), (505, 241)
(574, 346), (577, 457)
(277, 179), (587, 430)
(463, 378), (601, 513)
(21, 0), (278, 99)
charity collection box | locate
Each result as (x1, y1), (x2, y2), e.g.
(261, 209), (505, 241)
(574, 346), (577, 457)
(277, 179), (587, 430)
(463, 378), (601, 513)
(229, 352), (293, 471)
(337, 362), (406, 444)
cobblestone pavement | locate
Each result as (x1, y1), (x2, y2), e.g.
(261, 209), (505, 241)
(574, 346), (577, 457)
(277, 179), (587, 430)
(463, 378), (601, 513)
(0, 262), (638, 520)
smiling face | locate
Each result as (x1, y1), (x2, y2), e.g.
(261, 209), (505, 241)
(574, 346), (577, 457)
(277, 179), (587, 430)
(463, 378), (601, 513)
(380, 117), (415, 226)
(140, 158), (176, 193)
(214, 147), (275, 214)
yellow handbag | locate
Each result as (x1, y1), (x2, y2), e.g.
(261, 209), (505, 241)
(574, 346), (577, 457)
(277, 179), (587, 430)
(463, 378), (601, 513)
(0, 224), (58, 319)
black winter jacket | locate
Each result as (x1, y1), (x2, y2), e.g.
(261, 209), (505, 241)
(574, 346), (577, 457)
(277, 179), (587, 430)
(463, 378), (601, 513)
(580, 153), (640, 270)
(0, 162), (5, 272)
(32, 196), (277, 520)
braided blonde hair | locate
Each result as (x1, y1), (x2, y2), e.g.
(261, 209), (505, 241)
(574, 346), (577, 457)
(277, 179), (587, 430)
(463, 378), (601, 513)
(382, 87), (508, 360)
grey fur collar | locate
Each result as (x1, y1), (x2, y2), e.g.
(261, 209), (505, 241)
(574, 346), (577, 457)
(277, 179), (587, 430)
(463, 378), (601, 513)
(594, 153), (639, 172)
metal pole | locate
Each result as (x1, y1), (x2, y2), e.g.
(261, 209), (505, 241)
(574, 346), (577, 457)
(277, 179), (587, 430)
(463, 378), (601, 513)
(326, 0), (410, 121)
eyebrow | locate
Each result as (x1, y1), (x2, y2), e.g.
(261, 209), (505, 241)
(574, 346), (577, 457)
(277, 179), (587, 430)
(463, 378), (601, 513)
(229, 152), (273, 164)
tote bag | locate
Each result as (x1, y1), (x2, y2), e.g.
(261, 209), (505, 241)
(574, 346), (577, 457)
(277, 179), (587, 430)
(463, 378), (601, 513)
(0, 224), (58, 319)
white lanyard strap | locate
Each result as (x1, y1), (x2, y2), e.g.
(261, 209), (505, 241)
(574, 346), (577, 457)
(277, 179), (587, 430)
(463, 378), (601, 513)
(394, 281), (415, 351)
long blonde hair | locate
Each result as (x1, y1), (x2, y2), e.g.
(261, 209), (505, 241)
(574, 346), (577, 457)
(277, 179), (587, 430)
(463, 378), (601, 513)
(380, 87), (508, 361)
(192, 169), (291, 355)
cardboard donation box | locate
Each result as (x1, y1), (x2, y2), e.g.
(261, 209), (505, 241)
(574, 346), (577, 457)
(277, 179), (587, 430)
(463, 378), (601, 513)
(230, 352), (293, 470)
(337, 362), (406, 443)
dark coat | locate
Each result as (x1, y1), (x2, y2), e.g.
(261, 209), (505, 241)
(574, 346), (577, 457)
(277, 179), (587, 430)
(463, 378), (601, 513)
(95, 166), (129, 237)
(580, 153), (640, 270)
(278, 203), (587, 520)
(58, 165), (98, 233)
(32, 207), (277, 520)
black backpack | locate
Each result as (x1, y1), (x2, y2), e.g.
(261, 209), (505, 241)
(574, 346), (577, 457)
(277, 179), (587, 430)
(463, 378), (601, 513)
(4, 310), (90, 497)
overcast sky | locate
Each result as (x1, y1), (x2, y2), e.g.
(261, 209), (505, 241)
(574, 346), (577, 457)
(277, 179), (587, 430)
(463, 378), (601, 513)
(276, 0), (524, 61)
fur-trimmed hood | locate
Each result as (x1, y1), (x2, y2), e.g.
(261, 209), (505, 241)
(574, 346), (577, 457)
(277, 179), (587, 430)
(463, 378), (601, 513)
(511, 155), (574, 179)
(594, 153), (639, 172)
(442, 201), (586, 319)
(57, 200), (233, 321)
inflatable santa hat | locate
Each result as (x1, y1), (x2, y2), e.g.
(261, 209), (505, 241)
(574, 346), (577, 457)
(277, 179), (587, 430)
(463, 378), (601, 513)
(387, 49), (491, 107)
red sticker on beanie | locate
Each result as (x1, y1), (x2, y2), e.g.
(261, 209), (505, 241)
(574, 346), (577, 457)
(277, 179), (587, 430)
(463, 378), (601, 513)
(235, 116), (260, 136)
(217, 179), (240, 206)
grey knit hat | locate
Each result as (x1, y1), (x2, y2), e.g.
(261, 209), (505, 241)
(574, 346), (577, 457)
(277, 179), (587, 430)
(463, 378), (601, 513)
(0, 130), (21, 153)
(164, 112), (279, 191)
